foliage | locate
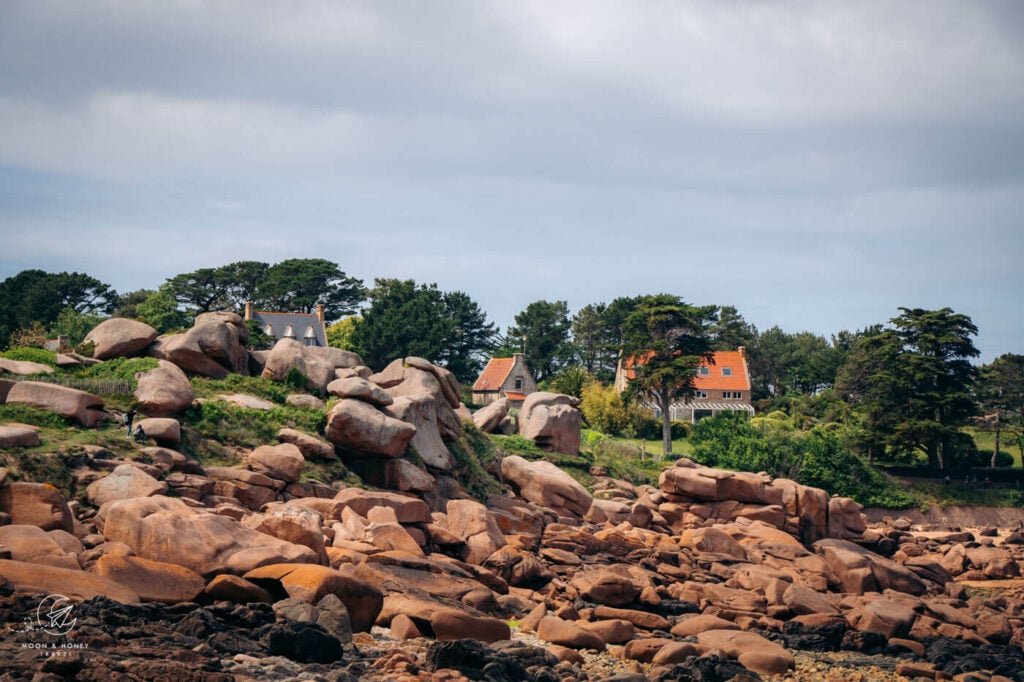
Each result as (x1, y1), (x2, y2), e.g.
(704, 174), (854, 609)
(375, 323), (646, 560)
(191, 374), (296, 404)
(1, 347), (58, 366)
(837, 307), (980, 470)
(353, 279), (495, 381)
(580, 381), (652, 437)
(48, 307), (106, 347)
(163, 267), (234, 313)
(80, 357), (160, 383)
(709, 305), (757, 353)
(690, 412), (917, 508)
(0, 270), (118, 350)
(620, 294), (715, 455)
(977, 353), (1024, 464)
(245, 318), (274, 350)
(135, 286), (193, 333)
(433, 291), (497, 382)
(111, 289), (155, 319)
(326, 316), (360, 351)
(571, 303), (620, 382)
(0, 403), (72, 429)
(447, 424), (506, 501)
(547, 366), (593, 399)
(182, 400), (326, 449)
(6, 322), (50, 349)
(506, 300), (574, 382)
(255, 258), (364, 320)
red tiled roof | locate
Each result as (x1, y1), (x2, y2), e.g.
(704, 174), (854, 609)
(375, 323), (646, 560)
(505, 392), (527, 401)
(473, 357), (515, 392)
(623, 350), (750, 391)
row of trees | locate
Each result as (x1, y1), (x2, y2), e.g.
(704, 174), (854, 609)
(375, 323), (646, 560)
(2, 264), (1022, 470)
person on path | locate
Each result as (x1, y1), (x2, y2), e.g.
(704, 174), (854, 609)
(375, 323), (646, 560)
(123, 409), (137, 437)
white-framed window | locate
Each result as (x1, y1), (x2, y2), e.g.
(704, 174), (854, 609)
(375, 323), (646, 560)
(723, 391), (730, 399)
(722, 367), (733, 376)
(695, 390), (707, 399)
(699, 366), (710, 376)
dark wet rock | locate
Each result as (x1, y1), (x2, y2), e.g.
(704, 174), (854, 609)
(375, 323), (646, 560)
(650, 599), (701, 617)
(840, 629), (888, 654)
(924, 637), (1024, 679)
(263, 620), (344, 663)
(425, 639), (532, 681)
(647, 655), (761, 682)
(781, 619), (849, 652)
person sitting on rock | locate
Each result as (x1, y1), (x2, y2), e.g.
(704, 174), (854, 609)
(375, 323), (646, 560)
(132, 424), (147, 443)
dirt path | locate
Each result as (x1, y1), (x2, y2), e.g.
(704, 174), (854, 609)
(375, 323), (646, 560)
(863, 504), (1024, 528)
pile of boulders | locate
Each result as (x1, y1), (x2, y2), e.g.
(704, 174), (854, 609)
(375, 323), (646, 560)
(2, 314), (1024, 679)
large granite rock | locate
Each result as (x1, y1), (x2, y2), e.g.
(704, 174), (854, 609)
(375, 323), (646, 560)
(518, 392), (582, 455)
(0, 481), (73, 531)
(148, 312), (249, 378)
(325, 398), (416, 457)
(5, 381), (105, 427)
(0, 423), (41, 448)
(84, 318), (159, 360)
(0, 359), (55, 376)
(248, 443), (305, 483)
(261, 339), (335, 393)
(472, 398), (509, 434)
(133, 359), (194, 416)
(86, 464), (168, 507)
(501, 455), (593, 517)
(0, 559), (139, 603)
(385, 395), (455, 469)
(100, 495), (318, 577)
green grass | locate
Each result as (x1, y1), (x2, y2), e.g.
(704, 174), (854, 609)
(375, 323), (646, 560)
(969, 428), (1023, 467)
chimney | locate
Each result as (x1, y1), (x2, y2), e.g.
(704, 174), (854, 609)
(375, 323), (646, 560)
(244, 301), (253, 321)
(738, 346), (746, 359)
(316, 304), (325, 325)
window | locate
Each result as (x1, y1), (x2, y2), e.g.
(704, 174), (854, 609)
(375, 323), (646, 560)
(304, 337), (316, 347)
(699, 366), (710, 376)
(695, 390), (707, 399)
(723, 392), (730, 399)
(515, 378), (523, 390)
(722, 367), (733, 376)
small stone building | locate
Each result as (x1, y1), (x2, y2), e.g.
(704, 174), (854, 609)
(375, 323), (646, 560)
(472, 353), (537, 406)
(243, 301), (327, 347)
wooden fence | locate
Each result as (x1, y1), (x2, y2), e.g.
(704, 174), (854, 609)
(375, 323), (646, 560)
(3, 374), (134, 396)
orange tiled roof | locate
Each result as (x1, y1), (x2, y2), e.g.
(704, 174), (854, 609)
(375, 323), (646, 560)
(505, 392), (527, 401)
(473, 357), (516, 392)
(623, 350), (750, 391)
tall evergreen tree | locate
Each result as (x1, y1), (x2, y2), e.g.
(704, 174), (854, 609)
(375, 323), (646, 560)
(620, 294), (715, 456)
(837, 307), (980, 470)
(506, 300), (573, 382)
(255, 258), (364, 320)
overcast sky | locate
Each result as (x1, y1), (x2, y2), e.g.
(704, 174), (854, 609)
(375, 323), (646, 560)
(1, 1), (1022, 361)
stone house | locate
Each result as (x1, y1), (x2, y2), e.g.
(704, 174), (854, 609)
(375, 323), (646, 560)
(243, 301), (327, 347)
(472, 353), (537, 406)
(614, 347), (755, 423)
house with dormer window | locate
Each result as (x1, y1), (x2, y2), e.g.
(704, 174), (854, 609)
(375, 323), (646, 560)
(243, 301), (328, 347)
(614, 347), (754, 422)
(472, 353), (537, 406)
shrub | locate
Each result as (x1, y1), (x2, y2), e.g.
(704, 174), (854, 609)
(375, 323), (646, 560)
(81, 357), (160, 382)
(691, 411), (918, 508)
(0, 404), (71, 429)
(0, 347), (58, 367)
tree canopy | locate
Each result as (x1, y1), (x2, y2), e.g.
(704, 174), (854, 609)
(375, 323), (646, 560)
(620, 294), (715, 455)
(352, 279), (495, 381)
(506, 300), (574, 382)
(0, 270), (118, 349)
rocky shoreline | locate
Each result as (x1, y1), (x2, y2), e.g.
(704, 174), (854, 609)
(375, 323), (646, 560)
(2, 316), (1024, 681)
